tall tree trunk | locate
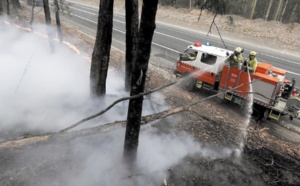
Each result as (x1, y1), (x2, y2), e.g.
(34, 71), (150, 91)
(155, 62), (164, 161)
(264, 0), (273, 20)
(54, 0), (63, 43)
(289, 3), (298, 23)
(280, 0), (288, 22)
(30, 0), (36, 25)
(274, 0), (284, 21)
(0, 0), (3, 15)
(6, 0), (9, 15)
(90, 0), (114, 97)
(125, 0), (139, 91)
(123, 0), (159, 162)
(43, 0), (55, 53)
(249, 0), (257, 20)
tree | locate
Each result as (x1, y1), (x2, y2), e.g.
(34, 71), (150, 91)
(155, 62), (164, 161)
(6, 0), (9, 15)
(43, 0), (55, 53)
(30, 0), (35, 25)
(53, 0), (63, 43)
(90, 0), (114, 97)
(125, 0), (139, 91)
(0, 0), (3, 15)
(123, 0), (159, 162)
(264, 0), (273, 20)
(274, 0), (284, 21)
(249, 0), (257, 20)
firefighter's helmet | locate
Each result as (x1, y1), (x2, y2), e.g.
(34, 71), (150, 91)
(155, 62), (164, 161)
(235, 47), (242, 53)
(250, 51), (257, 56)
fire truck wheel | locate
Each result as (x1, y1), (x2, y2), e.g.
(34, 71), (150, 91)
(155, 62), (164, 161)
(263, 109), (270, 120)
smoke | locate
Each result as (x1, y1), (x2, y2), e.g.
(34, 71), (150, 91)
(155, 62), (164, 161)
(0, 22), (117, 134)
(0, 25), (86, 133)
(66, 128), (233, 186)
(0, 20), (235, 185)
(2, 127), (234, 186)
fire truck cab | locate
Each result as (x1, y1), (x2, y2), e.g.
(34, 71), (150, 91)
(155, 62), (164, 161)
(174, 42), (233, 91)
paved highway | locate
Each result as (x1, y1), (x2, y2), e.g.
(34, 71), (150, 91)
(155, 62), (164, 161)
(61, 2), (300, 86)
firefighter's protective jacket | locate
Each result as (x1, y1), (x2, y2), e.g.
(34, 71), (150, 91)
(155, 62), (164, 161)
(247, 58), (258, 73)
(230, 54), (243, 69)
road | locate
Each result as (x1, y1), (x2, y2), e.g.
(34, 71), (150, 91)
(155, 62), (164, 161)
(62, 1), (300, 87)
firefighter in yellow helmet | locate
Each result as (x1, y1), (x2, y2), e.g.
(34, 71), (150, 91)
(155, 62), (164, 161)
(246, 51), (258, 74)
(229, 47), (244, 69)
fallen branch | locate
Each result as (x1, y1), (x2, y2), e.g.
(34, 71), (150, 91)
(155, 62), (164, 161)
(59, 81), (176, 133)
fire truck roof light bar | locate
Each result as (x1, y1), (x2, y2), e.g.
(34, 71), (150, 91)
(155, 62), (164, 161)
(194, 42), (202, 47)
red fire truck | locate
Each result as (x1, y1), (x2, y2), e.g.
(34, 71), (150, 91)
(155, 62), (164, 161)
(174, 42), (300, 121)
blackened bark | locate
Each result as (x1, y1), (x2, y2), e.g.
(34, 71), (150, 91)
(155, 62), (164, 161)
(6, 0), (9, 15)
(125, 0), (139, 91)
(43, 0), (55, 53)
(123, 0), (158, 161)
(90, 0), (114, 97)
(30, 0), (35, 25)
(0, 1), (3, 15)
(54, 0), (63, 43)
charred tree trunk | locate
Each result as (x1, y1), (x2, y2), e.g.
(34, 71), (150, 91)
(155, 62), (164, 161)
(123, 0), (159, 162)
(30, 0), (36, 25)
(90, 0), (114, 97)
(43, 0), (55, 53)
(0, 0), (3, 15)
(125, 0), (139, 91)
(6, 0), (9, 15)
(54, 0), (63, 43)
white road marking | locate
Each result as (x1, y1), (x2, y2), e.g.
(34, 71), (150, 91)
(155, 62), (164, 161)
(68, 1), (99, 11)
(113, 28), (181, 53)
(261, 53), (300, 66)
(155, 31), (193, 44)
(70, 13), (97, 24)
(70, 6), (98, 16)
(286, 71), (300, 76)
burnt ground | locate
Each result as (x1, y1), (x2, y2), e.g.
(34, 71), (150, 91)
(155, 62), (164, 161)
(1, 3), (300, 186)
